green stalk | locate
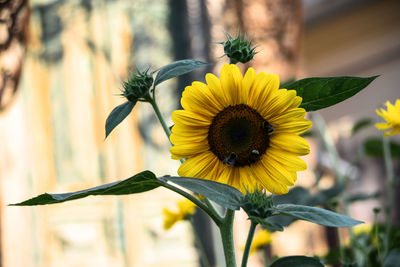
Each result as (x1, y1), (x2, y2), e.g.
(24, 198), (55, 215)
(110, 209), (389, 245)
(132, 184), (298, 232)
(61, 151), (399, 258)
(383, 136), (394, 259)
(241, 221), (257, 267)
(220, 209), (237, 267)
(148, 97), (172, 141)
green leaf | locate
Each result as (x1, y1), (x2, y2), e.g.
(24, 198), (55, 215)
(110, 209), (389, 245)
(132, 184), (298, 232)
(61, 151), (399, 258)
(364, 138), (400, 158)
(270, 256), (324, 267)
(105, 101), (135, 138)
(275, 204), (363, 227)
(384, 248), (400, 267)
(352, 118), (373, 135)
(249, 216), (284, 232)
(11, 171), (159, 206)
(162, 176), (244, 210)
(153, 59), (208, 86)
(284, 76), (378, 111)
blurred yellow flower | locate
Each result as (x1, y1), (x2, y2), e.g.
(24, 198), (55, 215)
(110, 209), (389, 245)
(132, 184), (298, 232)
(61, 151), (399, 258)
(162, 199), (196, 230)
(375, 99), (400, 136)
(352, 224), (372, 236)
(248, 229), (272, 254)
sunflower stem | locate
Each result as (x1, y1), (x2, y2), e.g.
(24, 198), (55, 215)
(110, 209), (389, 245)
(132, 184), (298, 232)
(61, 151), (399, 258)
(219, 209), (237, 267)
(383, 135), (394, 261)
(241, 221), (257, 267)
(148, 97), (172, 141)
(204, 198), (224, 222)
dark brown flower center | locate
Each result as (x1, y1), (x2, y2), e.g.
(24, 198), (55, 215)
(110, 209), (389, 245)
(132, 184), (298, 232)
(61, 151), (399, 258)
(208, 104), (273, 167)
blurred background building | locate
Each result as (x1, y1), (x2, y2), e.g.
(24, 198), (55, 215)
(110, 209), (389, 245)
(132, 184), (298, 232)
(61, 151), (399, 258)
(0, 0), (399, 266)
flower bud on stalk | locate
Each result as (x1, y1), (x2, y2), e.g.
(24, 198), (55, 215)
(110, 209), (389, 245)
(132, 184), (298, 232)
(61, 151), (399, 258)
(242, 189), (274, 219)
(222, 33), (257, 64)
(122, 69), (154, 102)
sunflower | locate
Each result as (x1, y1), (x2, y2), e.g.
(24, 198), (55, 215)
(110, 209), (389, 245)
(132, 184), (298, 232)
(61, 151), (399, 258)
(375, 99), (400, 136)
(170, 64), (311, 194)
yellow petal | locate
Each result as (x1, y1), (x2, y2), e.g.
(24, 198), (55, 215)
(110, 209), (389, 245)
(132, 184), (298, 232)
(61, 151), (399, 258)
(267, 149), (307, 171)
(178, 151), (221, 179)
(260, 156), (296, 186)
(274, 120), (312, 134)
(270, 133), (310, 156)
(242, 67), (256, 104)
(205, 73), (229, 107)
(181, 82), (223, 116)
(248, 73), (279, 111)
(375, 122), (392, 130)
(170, 142), (209, 160)
(250, 160), (289, 194)
(172, 110), (211, 126)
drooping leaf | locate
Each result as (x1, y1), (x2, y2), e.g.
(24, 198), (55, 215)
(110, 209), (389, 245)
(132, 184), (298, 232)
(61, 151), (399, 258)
(275, 204), (363, 227)
(352, 118), (373, 135)
(270, 256), (324, 267)
(284, 76), (378, 111)
(11, 171), (159, 206)
(153, 59), (208, 86)
(364, 138), (400, 158)
(105, 101), (135, 138)
(249, 216), (284, 232)
(162, 176), (243, 210)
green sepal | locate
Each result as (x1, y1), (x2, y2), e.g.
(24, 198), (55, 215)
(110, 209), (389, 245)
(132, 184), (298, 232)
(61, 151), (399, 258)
(283, 76), (378, 111)
(105, 101), (135, 138)
(270, 256), (324, 267)
(11, 171), (159, 206)
(274, 204), (363, 227)
(364, 137), (400, 158)
(162, 176), (243, 210)
(153, 59), (208, 87)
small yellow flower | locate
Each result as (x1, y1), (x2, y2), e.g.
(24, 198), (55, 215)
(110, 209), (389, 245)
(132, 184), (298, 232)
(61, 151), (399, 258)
(375, 99), (400, 136)
(249, 229), (272, 254)
(162, 199), (196, 230)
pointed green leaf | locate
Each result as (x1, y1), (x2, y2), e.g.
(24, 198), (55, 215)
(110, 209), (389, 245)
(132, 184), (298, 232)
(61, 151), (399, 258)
(105, 101), (135, 138)
(11, 171), (159, 206)
(270, 256), (324, 267)
(283, 76), (378, 111)
(248, 216), (284, 232)
(275, 204), (363, 227)
(364, 138), (400, 158)
(162, 176), (244, 210)
(153, 59), (208, 86)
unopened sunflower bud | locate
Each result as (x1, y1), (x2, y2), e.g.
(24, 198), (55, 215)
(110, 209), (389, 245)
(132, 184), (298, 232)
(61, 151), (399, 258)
(122, 69), (153, 102)
(242, 189), (274, 219)
(222, 33), (257, 64)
